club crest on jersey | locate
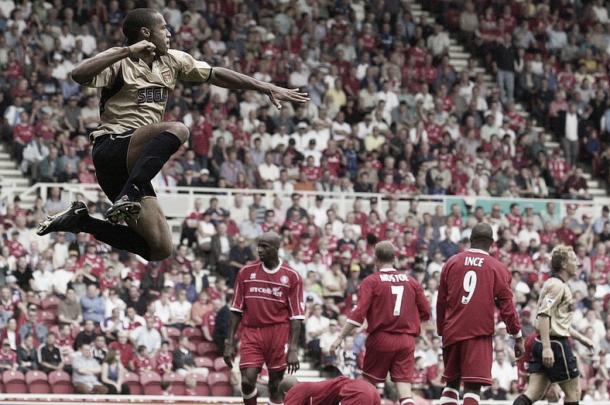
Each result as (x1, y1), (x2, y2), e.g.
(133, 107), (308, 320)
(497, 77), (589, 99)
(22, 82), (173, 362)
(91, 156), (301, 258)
(250, 273), (256, 280)
(280, 275), (289, 285)
(162, 70), (172, 82)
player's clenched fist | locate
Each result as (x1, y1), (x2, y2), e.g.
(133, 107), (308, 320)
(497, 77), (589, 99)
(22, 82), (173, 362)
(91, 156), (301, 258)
(542, 347), (554, 368)
(127, 40), (156, 58)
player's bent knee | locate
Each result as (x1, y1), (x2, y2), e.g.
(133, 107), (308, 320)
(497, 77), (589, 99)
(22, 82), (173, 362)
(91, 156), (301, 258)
(166, 122), (189, 143)
(241, 380), (256, 396)
(149, 242), (173, 261)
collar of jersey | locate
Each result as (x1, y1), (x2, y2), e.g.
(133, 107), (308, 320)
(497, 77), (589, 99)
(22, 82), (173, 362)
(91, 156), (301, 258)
(262, 262), (281, 274)
(379, 267), (396, 272)
(466, 248), (489, 255)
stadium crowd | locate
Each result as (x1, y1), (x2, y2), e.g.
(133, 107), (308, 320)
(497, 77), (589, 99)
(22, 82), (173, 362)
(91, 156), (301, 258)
(0, 0), (610, 402)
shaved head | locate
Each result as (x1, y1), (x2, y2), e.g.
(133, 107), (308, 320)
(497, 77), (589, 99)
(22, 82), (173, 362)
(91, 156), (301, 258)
(470, 223), (493, 250)
(258, 231), (281, 249)
(375, 240), (395, 264)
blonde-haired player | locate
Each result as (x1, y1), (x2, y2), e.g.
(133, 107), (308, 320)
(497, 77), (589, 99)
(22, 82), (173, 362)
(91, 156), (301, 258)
(513, 245), (593, 405)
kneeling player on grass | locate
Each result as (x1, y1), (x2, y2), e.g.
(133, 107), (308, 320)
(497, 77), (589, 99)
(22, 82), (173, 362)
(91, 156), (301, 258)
(37, 8), (308, 261)
(279, 373), (381, 405)
(513, 245), (593, 405)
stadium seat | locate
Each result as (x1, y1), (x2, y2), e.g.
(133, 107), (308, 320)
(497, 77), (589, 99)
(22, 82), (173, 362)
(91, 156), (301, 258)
(208, 371), (232, 396)
(140, 371), (162, 395)
(2, 370), (27, 393)
(123, 371), (142, 395)
(48, 370), (74, 394)
(194, 356), (214, 369)
(182, 327), (204, 344)
(186, 372), (210, 396)
(25, 370), (50, 394)
(166, 327), (181, 343)
(41, 295), (60, 311)
(214, 356), (230, 372)
(162, 372), (185, 395)
(197, 341), (218, 357)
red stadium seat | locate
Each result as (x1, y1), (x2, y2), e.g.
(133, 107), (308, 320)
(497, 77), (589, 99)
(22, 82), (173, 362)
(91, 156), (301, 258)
(25, 370), (50, 394)
(194, 356), (214, 369)
(184, 341), (196, 353)
(214, 356), (230, 372)
(140, 371), (162, 395)
(197, 341), (218, 357)
(2, 370), (27, 393)
(166, 327), (181, 343)
(123, 371), (142, 395)
(48, 370), (74, 394)
(162, 372), (185, 395)
(208, 371), (232, 396)
(41, 295), (60, 311)
(183, 327), (204, 344)
(186, 372), (210, 396)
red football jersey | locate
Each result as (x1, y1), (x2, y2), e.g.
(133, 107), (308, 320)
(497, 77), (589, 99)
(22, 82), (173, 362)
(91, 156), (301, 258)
(284, 376), (380, 405)
(231, 261), (305, 327)
(437, 248), (521, 347)
(347, 268), (431, 335)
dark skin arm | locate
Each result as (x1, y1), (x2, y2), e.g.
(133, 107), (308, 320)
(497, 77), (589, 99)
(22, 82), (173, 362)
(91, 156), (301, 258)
(222, 311), (242, 368)
(70, 40), (155, 84)
(208, 67), (309, 109)
(286, 319), (302, 374)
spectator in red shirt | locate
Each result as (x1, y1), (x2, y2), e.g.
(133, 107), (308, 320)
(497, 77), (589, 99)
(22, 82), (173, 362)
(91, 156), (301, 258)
(109, 331), (134, 369)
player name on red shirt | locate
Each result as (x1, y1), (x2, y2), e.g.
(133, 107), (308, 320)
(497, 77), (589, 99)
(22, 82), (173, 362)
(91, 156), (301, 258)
(437, 248), (521, 347)
(348, 268), (430, 336)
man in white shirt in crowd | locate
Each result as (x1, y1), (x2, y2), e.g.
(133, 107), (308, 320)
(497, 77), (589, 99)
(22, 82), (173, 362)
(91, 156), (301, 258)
(131, 316), (162, 356)
(169, 289), (192, 330)
(491, 346), (517, 391)
(258, 152), (280, 183)
(563, 102), (579, 167)
(517, 219), (541, 247)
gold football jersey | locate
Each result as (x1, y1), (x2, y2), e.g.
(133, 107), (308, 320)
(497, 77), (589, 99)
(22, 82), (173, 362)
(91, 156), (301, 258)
(83, 49), (212, 138)
(535, 276), (574, 337)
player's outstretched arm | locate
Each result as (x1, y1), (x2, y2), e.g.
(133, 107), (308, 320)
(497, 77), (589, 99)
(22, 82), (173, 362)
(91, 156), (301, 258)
(223, 311), (242, 369)
(209, 67), (309, 109)
(71, 40), (156, 85)
(330, 322), (358, 354)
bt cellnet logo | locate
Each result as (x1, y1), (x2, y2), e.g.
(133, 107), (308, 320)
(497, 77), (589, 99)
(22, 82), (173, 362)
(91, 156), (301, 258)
(249, 286), (283, 298)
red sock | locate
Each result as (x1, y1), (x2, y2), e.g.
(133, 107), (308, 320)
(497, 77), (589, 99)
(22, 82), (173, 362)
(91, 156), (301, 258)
(243, 388), (257, 405)
(440, 387), (459, 405)
(400, 397), (415, 405)
(463, 393), (480, 405)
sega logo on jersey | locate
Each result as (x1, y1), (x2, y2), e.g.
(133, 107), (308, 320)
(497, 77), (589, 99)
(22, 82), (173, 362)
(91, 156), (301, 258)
(249, 286), (283, 298)
(136, 87), (168, 104)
